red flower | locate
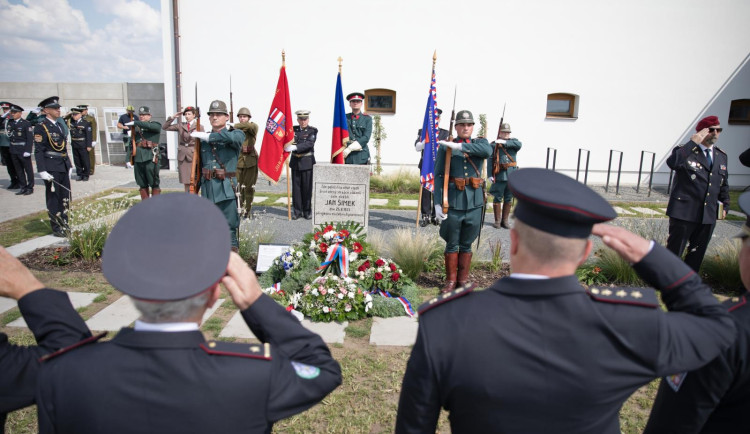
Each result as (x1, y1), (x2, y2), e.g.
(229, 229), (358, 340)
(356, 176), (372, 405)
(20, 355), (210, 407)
(363, 261), (371, 268)
(53, 255), (59, 260)
(286, 305), (294, 312)
(357, 264), (367, 272)
(340, 229), (350, 237)
(314, 232), (321, 241)
(391, 272), (400, 282)
(374, 272), (383, 281)
(324, 225), (334, 233)
(353, 242), (363, 253)
(389, 263), (397, 272)
(375, 259), (385, 267)
(320, 242), (328, 253)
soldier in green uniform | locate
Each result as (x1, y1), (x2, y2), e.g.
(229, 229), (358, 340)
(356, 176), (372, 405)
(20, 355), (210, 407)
(433, 110), (493, 293)
(233, 107), (258, 219)
(77, 105), (97, 176)
(190, 100), (245, 251)
(124, 106), (162, 199)
(487, 122), (521, 229)
(343, 92), (371, 165)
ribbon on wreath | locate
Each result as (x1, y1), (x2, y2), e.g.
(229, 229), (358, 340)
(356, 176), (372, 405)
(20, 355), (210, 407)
(317, 241), (349, 277)
(376, 289), (415, 317)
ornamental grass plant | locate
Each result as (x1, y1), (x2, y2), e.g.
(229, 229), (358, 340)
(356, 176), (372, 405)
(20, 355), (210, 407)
(65, 196), (138, 261)
(238, 209), (277, 263)
(701, 238), (743, 294)
(379, 228), (444, 280)
(369, 168), (421, 194)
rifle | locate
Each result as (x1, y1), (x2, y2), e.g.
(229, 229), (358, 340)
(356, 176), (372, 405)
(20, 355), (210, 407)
(129, 111), (136, 165)
(441, 86), (457, 214)
(493, 103), (506, 176)
(189, 83), (202, 194)
(229, 75), (234, 123)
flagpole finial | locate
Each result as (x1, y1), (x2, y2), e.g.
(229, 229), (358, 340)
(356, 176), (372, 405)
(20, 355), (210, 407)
(282, 49), (286, 67)
(337, 57), (342, 74)
(433, 50), (437, 61)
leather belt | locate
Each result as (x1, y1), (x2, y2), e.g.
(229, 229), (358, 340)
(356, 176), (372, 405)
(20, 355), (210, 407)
(293, 152), (313, 158)
(449, 176), (482, 183)
(72, 138), (85, 141)
(137, 140), (158, 148)
(10, 141), (26, 145)
(45, 151), (68, 158)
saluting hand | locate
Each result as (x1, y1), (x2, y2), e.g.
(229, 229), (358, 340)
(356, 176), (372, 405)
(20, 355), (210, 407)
(691, 128), (710, 145)
(222, 252), (262, 311)
(592, 223), (651, 264)
(0, 247), (45, 300)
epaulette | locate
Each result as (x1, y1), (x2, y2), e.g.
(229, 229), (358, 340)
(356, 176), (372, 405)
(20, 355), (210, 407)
(200, 340), (271, 360)
(418, 284), (475, 315)
(587, 287), (659, 308)
(362, 112), (370, 117)
(724, 294), (747, 312)
(39, 332), (107, 363)
(714, 146), (726, 155)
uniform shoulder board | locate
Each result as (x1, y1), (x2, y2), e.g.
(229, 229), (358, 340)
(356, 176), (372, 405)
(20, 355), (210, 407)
(200, 340), (271, 361)
(39, 332), (107, 363)
(587, 287), (659, 308)
(418, 283), (475, 315)
(362, 112), (370, 117)
(724, 294), (747, 312)
(714, 146), (727, 155)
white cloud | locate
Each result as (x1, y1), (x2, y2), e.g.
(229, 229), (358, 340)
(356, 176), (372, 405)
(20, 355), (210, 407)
(0, 0), (91, 43)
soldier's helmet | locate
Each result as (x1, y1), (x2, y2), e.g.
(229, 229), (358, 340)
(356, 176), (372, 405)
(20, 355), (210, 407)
(207, 100), (229, 115)
(237, 107), (251, 118)
(454, 110), (475, 125)
(138, 106), (151, 115)
(500, 123), (511, 133)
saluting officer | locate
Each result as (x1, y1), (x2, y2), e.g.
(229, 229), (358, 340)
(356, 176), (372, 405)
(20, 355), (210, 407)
(433, 110), (492, 293)
(287, 110), (317, 220)
(397, 168), (736, 434)
(234, 107), (259, 219)
(125, 106), (162, 199)
(162, 106), (202, 192)
(190, 100), (245, 251)
(68, 107), (92, 181)
(343, 92), (371, 165)
(34, 96), (74, 237)
(487, 122), (522, 229)
(0, 102), (20, 190)
(666, 115), (730, 272)
(77, 105), (97, 176)
(414, 108), (450, 226)
(35, 194), (342, 433)
(7, 104), (35, 195)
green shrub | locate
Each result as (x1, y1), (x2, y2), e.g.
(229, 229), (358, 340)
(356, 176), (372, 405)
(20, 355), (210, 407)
(701, 238), (743, 294)
(238, 209), (276, 262)
(370, 168), (421, 194)
(369, 283), (420, 318)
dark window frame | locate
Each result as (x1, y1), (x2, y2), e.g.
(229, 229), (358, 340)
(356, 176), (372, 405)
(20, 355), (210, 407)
(728, 99), (750, 125)
(546, 93), (578, 119)
(364, 88), (396, 114)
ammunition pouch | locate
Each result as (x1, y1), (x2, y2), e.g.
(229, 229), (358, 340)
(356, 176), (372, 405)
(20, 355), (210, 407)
(449, 176), (483, 191)
(137, 140), (158, 148)
(202, 168), (236, 181)
(498, 161), (517, 171)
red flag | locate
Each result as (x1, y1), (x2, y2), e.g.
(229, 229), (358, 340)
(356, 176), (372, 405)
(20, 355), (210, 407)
(258, 66), (293, 183)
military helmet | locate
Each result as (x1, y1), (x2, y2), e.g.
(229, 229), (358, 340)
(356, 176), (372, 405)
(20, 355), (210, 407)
(126, 105), (135, 112)
(138, 106), (151, 115)
(207, 100), (229, 115)
(500, 123), (511, 133)
(237, 107), (251, 118)
(454, 110), (475, 125)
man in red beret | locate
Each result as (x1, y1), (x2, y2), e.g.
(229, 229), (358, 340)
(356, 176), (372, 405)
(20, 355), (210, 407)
(665, 115), (729, 272)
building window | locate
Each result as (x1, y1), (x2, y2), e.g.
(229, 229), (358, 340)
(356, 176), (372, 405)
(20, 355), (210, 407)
(728, 99), (750, 125)
(546, 93), (578, 119)
(364, 88), (396, 115)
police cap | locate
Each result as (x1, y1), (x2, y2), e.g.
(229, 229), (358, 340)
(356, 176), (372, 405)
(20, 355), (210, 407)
(346, 92), (364, 102)
(9, 104), (23, 112)
(70, 107), (83, 114)
(0, 102), (10, 109)
(509, 168), (617, 238)
(102, 194), (231, 301)
(454, 110), (474, 125)
(77, 104), (89, 109)
(38, 96), (61, 109)
(295, 110), (310, 118)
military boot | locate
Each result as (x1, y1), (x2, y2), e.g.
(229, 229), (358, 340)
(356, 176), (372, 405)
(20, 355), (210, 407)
(501, 202), (512, 229)
(151, 188), (161, 196)
(456, 252), (473, 288)
(441, 252), (459, 293)
(493, 203), (502, 229)
(139, 188), (149, 200)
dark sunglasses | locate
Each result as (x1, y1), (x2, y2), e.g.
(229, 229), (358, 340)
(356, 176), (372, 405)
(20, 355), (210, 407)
(708, 127), (723, 133)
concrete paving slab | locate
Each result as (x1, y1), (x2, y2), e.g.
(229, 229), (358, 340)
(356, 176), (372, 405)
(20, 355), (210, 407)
(729, 210), (744, 217)
(7, 235), (67, 258)
(0, 297), (17, 315)
(99, 192), (129, 200)
(219, 311), (255, 339)
(631, 207), (663, 216)
(369, 316), (418, 346)
(275, 197), (290, 204)
(613, 206), (635, 215)
(253, 196), (268, 203)
(301, 319), (348, 344)
(200, 298), (224, 325)
(399, 199), (418, 207)
(370, 198), (388, 206)
(8, 292), (99, 328)
(85, 295), (140, 331)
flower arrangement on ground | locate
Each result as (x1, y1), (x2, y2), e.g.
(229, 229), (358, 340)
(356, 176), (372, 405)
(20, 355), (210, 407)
(303, 221), (375, 276)
(258, 244), (319, 295)
(354, 257), (408, 297)
(294, 275), (371, 322)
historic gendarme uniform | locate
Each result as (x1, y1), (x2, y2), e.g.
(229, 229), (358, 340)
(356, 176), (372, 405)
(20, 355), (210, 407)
(433, 110), (492, 292)
(344, 92), (371, 165)
(291, 110), (317, 220)
(162, 107), (202, 187)
(68, 109), (92, 181)
(396, 168), (736, 434)
(7, 104), (35, 195)
(34, 97), (72, 236)
(487, 122), (522, 229)
(131, 106), (162, 198)
(197, 100), (244, 248)
(0, 104), (20, 189)
(233, 107), (259, 219)
(666, 115), (729, 272)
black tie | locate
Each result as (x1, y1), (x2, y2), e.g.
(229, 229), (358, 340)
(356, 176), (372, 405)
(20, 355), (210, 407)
(705, 149), (713, 169)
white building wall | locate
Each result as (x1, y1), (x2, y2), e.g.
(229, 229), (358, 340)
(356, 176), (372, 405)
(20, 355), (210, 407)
(168, 0), (750, 186)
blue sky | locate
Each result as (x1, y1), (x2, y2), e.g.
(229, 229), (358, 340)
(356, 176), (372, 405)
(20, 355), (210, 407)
(0, 0), (163, 82)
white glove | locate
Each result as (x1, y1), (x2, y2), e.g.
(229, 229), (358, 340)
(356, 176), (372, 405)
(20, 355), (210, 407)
(439, 140), (462, 151)
(23, 152), (30, 157)
(494, 139), (507, 145)
(31, 107), (42, 114)
(92, 141), (97, 147)
(126, 130), (132, 137)
(343, 147), (352, 158)
(348, 142), (362, 152)
(126, 162), (133, 169)
(284, 144), (297, 152)
(190, 131), (211, 141)
(434, 205), (447, 222)
(415, 141), (425, 152)
(68, 167), (74, 178)
(489, 176), (495, 183)
(125, 121), (135, 126)
(38, 171), (53, 181)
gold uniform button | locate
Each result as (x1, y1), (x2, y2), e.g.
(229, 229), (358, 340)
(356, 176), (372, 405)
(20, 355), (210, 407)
(208, 342), (216, 348)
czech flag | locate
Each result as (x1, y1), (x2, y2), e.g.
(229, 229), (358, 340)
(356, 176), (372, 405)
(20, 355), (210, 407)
(330, 72), (349, 164)
(419, 65), (439, 191)
(258, 65), (294, 183)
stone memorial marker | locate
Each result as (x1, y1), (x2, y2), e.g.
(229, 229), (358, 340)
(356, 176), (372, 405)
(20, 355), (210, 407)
(313, 164), (370, 230)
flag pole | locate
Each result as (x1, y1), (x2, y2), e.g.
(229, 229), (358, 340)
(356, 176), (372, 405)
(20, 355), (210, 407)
(416, 50), (437, 228)
(282, 49), (292, 221)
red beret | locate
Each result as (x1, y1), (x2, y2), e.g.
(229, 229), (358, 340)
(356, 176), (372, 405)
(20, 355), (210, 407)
(696, 115), (720, 131)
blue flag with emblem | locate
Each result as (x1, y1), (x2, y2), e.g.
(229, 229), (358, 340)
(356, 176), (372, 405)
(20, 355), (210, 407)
(419, 65), (438, 192)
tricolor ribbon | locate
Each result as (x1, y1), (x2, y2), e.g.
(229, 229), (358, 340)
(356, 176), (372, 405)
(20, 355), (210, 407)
(376, 289), (415, 317)
(317, 241), (349, 277)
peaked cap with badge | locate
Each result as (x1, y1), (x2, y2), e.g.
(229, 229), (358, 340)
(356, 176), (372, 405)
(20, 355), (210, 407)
(346, 92), (364, 102)
(38, 96), (61, 109)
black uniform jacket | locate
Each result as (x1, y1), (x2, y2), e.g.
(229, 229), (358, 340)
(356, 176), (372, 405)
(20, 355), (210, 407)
(396, 244), (735, 434)
(7, 118), (33, 155)
(0, 290), (90, 416)
(666, 141), (729, 224)
(69, 118), (92, 149)
(36, 294), (342, 434)
(644, 291), (750, 434)
(290, 125), (317, 171)
(34, 117), (71, 173)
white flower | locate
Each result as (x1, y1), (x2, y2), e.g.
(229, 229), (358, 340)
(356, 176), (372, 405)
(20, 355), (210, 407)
(377, 267), (384, 273)
(296, 251), (303, 258)
(351, 234), (358, 240)
(324, 230), (335, 240)
(312, 288), (319, 296)
(274, 260), (279, 265)
(309, 241), (316, 249)
(399, 269), (402, 273)
(337, 293), (344, 299)
(365, 294), (373, 303)
(349, 252), (358, 262)
(323, 306), (329, 313)
(348, 292), (355, 299)
(345, 304), (352, 312)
